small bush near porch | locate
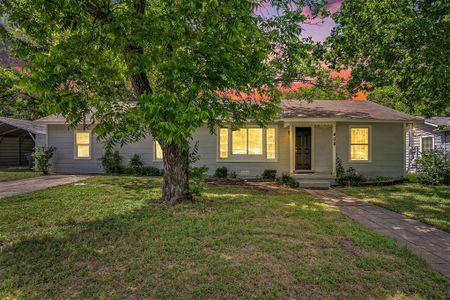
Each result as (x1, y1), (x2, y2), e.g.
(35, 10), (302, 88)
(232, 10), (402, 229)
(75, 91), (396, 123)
(0, 176), (448, 298)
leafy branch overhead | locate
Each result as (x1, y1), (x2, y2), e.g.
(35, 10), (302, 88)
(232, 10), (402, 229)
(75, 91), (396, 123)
(1, 0), (330, 204)
(1, 0), (328, 146)
(326, 0), (450, 116)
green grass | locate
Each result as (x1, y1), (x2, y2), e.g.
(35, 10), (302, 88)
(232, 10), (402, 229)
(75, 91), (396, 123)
(0, 176), (448, 299)
(0, 169), (41, 182)
(338, 183), (450, 232)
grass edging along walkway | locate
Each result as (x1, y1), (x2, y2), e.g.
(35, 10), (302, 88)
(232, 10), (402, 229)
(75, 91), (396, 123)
(336, 183), (450, 233)
(0, 176), (449, 299)
(307, 189), (450, 280)
(0, 169), (41, 182)
(0, 175), (90, 200)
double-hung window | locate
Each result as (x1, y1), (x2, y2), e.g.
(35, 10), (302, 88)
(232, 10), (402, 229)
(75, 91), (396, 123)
(75, 131), (91, 159)
(350, 127), (370, 161)
(421, 136), (434, 153)
(219, 127), (276, 160)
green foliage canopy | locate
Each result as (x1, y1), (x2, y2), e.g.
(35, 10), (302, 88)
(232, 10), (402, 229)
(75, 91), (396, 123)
(0, 66), (44, 119)
(326, 0), (450, 116)
(1, 0), (328, 147)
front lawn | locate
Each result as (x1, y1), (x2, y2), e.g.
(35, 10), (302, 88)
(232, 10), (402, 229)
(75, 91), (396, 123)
(338, 183), (450, 232)
(0, 176), (448, 299)
(0, 169), (40, 182)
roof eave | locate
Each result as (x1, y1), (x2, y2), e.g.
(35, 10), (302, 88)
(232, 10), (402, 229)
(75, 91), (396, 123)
(279, 117), (422, 123)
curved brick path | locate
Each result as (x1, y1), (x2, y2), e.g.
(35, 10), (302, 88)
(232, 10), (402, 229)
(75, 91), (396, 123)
(0, 175), (90, 199)
(307, 189), (450, 279)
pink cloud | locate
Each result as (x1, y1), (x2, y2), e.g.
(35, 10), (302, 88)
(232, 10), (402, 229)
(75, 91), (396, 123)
(302, 0), (343, 21)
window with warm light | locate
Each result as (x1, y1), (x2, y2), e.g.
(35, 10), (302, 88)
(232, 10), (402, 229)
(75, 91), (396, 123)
(248, 128), (263, 155)
(266, 128), (276, 159)
(350, 127), (369, 161)
(219, 128), (229, 158)
(219, 127), (275, 159)
(232, 129), (247, 154)
(231, 128), (263, 155)
(155, 141), (163, 160)
(75, 131), (91, 158)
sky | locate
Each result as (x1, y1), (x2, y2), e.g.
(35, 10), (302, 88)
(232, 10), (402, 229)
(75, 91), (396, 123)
(302, 0), (342, 42)
(255, 0), (343, 42)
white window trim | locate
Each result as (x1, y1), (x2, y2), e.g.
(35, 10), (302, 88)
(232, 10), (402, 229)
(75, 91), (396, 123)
(153, 141), (163, 162)
(216, 126), (279, 163)
(420, 135), (434, 153)
(348, 125), (372, 163)
(74, 130), (92, 160)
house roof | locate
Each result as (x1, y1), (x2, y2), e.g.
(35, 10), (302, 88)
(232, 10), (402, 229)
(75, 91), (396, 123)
(36, 114), (67, 123)
(279, 100), (422, 122)
(0, 117), (47, 136)
(36, 100), (422, 124)
(424, 117), (450, 130)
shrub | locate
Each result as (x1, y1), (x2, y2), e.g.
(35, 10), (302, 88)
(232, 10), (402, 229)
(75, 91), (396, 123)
(188, 142), (208, 197)
(229, 171), (237, 179)
(139, 166), (162, 176)
(101, 149), (123, 174)
(32, 146), (56, 175)
(262, 169), (277, 180)
(128, 154), (144, 175)
(414, 149), (450, 185)
(214, 167), (228, 178)
(337, 167), (365, 186)
(336, 157), (345, 177)
(279, 173), (299, 188)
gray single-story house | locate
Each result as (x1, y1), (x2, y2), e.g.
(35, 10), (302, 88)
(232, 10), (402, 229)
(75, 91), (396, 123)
(36, 100), (422, 187)
(0, 117), (47, 167)
(406, 117), (450, 172)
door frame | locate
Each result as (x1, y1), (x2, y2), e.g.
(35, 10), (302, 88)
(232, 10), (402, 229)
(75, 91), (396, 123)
(294, 126), (315, 172)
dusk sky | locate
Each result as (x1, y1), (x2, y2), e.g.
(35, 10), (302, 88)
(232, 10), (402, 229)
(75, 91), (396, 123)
(256, 0), (343, 42)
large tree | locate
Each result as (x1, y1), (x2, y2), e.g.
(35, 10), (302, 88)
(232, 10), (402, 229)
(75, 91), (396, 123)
(1, 0), (326, 204)
(0, 66), (44, 119)
(326, 0), (450, 116)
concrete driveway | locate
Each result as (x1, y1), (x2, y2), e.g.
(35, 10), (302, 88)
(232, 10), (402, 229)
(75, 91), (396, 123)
(0, 175), (91, 199)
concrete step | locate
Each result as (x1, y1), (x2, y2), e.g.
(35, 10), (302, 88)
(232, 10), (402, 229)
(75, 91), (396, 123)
(293, 173), (335, 180)
(297, 180), (331, 189)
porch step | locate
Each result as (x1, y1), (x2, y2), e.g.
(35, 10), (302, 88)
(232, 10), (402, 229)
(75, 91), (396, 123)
(297, 180), (331, 189)
(293, 173), (335, 181)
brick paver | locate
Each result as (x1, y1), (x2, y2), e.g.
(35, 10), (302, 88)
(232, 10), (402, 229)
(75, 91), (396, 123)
(307, 189), (450, 279)
(0, 175), (91, 199)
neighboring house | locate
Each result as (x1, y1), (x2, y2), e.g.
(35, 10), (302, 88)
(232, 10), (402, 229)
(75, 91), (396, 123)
(406, 117), (450, 172)
(36, 100), (421, 187)
(0, 117), (47, 167)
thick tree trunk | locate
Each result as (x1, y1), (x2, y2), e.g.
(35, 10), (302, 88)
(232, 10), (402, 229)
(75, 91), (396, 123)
(122, 0), (191, 205)
(161, 142), (191, 205)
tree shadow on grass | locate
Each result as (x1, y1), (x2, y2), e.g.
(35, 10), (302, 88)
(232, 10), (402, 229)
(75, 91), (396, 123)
(1, 188), (449, 299)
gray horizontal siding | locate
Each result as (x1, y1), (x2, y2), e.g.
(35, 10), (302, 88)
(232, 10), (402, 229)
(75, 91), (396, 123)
(47, 121), (408, 179)
(35, 133), (47, 148)
(191, 124), (290, 177)
(406, 123), (450, 171)
(336, 122), (405, 179)
(47, 123), (290, 177)
(48, 125), (105, 173)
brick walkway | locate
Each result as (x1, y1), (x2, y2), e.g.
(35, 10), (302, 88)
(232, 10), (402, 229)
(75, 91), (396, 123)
(307, 189), (450, 279)
(0, 175), (90, 199)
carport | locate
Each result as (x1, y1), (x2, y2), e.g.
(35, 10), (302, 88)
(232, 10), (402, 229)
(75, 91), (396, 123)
(0, 117), (47, 167)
